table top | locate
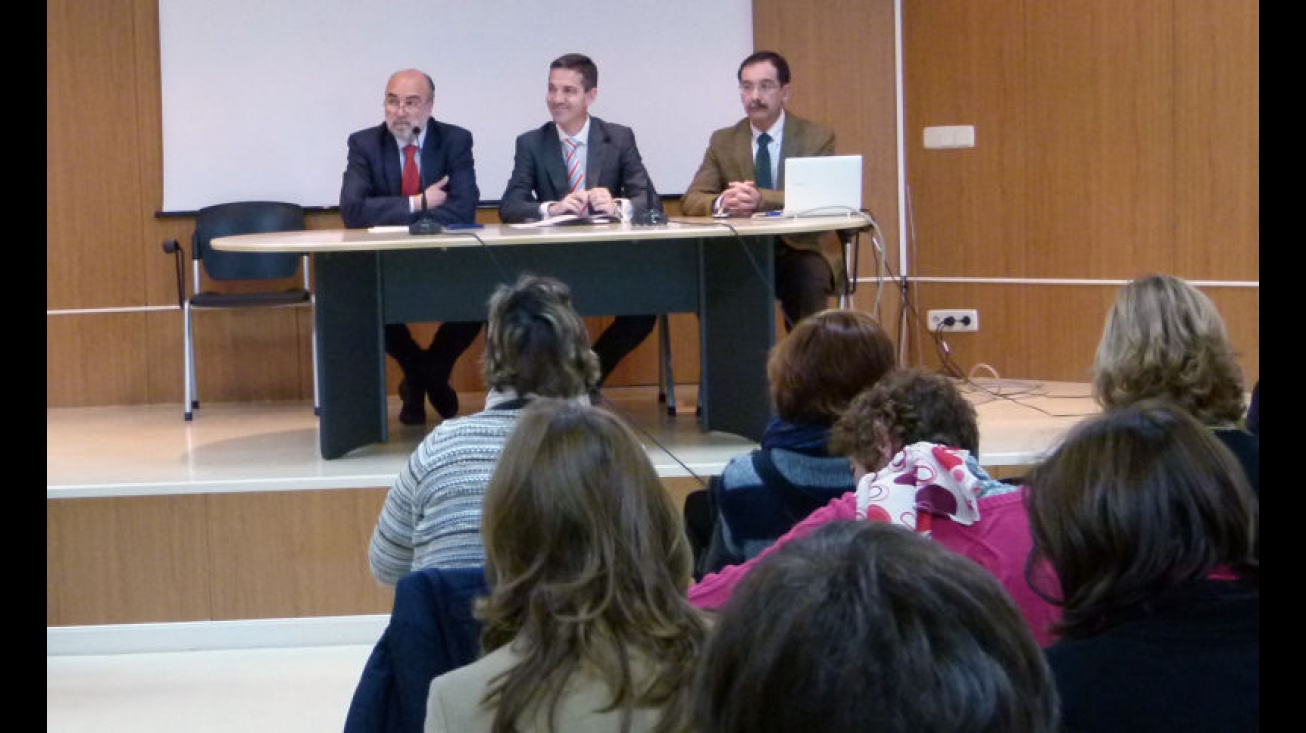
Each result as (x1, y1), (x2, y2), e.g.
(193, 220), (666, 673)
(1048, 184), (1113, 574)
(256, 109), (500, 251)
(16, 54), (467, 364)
(211, 213), (876, 253)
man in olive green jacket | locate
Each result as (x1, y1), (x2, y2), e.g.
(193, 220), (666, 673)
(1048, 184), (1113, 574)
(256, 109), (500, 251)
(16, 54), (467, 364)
(681, 50), (844, 330)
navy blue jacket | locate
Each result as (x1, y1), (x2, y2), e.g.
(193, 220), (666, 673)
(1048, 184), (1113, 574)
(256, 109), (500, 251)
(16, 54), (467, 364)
(340, 119), (479, 228)
(343, 566), (489, 733)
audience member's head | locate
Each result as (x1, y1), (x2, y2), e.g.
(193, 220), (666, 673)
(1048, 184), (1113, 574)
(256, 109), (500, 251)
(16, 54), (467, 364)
(693, 520), (1060, 733)
(1025, 399), (1258, 640)
(767, 308), (896, 427)
(481, 273), (600, 398)
(1092, 273), (1246, 425)
(477, 398), (707, 732)
(830, 367), (978, 481)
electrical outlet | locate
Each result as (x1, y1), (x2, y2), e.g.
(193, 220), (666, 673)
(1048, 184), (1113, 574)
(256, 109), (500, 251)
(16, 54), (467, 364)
(927, 309), (979, 332)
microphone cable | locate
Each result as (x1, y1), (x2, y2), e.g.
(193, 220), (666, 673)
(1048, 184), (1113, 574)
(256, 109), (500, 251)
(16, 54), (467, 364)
(589, 392), (710, 490)
(401, 228), (513, 284)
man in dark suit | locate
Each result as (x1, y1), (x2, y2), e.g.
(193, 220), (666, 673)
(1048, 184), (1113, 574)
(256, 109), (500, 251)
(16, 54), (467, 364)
(681, 51), (845, 331)
(340, 68), (483, 425)
(499, 53), (662, 394)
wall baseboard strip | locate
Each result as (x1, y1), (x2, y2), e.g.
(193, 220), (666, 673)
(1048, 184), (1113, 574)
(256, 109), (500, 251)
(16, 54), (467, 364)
(47, 614), (389, 656)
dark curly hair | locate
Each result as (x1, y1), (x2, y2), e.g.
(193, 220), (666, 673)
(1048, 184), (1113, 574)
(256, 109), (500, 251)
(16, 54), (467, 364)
(829, 368), (978, 472)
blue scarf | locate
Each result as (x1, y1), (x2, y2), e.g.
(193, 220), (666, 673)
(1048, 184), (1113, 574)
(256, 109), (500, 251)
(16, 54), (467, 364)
(760, 418), (832, 456)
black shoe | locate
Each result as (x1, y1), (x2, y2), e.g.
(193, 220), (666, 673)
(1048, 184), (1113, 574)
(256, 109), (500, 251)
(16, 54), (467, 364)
(428, 380), (459, 420)
(398, 379), (426, 426)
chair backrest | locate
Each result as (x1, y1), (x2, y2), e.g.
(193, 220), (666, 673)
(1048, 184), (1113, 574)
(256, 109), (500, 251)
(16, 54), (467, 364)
(193, 201), (305, 281)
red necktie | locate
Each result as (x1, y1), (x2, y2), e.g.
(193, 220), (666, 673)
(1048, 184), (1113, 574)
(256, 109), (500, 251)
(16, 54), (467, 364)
(402, 144), (420, 196)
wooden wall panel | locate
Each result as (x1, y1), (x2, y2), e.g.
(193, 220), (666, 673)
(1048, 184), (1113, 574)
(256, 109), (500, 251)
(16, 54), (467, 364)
(47, 497), (211, 626)
(1023, 1), (1176, 280)
(1173, 0), (1259, 279)
(206, 490), (393, 619)
(902, 0), (1030, 279)
(911, 282), (1258, 386)
(189, 308), (315, 403)
(47, 313), (154, 407)
(46, 1), (154, 312)
(49, 477), (703, 625)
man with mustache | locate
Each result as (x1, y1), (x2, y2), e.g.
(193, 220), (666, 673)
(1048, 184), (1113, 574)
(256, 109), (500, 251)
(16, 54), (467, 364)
(680, 51), (843, 332)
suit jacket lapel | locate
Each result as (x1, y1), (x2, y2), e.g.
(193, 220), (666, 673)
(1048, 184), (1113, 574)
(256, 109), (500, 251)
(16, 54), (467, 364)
(383, 124), (404, 196)
(585, 118), (608, 189)
(778, 115), (806, 188)
(418, 118), (437, 183)
(541, 124), (570, 198)
(729, 120), (755, 183)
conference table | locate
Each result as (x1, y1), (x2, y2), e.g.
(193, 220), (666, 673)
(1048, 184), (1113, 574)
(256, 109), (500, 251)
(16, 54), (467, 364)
(213, 214), (875, 459)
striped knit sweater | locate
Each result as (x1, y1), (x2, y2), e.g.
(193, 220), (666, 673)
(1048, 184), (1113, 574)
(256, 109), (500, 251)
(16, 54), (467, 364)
(368, 390), (526, 586)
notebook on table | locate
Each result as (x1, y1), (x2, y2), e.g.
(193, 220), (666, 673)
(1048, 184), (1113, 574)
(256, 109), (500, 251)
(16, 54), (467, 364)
(782, 154), (863, 217)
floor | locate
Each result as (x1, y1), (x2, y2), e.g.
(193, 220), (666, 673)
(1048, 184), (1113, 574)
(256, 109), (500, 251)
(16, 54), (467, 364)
(46, 380), (1099, 732)
(47, 644), (376, 733)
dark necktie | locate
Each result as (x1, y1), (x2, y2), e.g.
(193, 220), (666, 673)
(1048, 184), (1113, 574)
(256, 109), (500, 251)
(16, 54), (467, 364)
(402, 144), (420, 196)
(754, 132), (773, 189)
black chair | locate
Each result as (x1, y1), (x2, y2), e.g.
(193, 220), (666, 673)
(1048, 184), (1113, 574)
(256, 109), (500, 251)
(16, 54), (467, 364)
(161, 201), (317, 420)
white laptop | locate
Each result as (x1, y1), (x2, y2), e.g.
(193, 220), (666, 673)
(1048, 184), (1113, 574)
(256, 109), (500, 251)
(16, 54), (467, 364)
(782, 154), (863, 217)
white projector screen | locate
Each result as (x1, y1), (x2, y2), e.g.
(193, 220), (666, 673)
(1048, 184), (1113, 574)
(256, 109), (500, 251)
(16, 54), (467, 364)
(159, 0), (753, 213)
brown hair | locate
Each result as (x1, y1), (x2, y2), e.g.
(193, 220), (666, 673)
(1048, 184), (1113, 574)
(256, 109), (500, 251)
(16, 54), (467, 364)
(478, 398), (708, 733)
(767, 308), (896, 426)
(1025, 399), (1258, 639)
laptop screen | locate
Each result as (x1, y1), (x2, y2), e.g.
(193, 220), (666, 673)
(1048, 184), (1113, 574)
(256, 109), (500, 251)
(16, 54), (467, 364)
(782, 155), (863, 217)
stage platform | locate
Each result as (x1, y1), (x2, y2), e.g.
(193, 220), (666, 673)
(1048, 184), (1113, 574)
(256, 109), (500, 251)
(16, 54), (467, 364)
(47, 385), (751, 500)
(47, 380), (1098, 500)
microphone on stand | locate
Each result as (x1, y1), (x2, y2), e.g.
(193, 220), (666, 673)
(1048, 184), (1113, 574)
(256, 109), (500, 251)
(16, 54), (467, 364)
(407, 127), (444, 235)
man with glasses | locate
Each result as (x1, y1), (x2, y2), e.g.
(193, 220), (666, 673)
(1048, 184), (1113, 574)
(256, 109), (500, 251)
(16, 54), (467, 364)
(340, 68), (483, 426)
(681, 51), (842, 331)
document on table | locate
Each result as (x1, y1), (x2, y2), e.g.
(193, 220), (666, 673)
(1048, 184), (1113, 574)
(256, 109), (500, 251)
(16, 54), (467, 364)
(367, 226), (410, 233)
(508, 214), (617, 228)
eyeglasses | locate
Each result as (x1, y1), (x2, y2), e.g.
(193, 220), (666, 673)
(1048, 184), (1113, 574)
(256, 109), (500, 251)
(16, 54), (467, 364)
(739, 81), (782, 94)
(384, 96), (429, 112)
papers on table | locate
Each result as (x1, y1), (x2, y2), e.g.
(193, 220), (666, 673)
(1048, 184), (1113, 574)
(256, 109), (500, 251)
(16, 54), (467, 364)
(508, 214), (617, 228)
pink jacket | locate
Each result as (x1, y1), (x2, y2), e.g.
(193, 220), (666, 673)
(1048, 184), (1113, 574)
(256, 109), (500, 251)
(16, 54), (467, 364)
(688, 488), (1062, 648)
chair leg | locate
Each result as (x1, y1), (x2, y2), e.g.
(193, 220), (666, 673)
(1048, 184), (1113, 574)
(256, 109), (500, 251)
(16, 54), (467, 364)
(310, 303), (320, 417)
(658, 314), (676, 416)
(183, 303), (196, 420)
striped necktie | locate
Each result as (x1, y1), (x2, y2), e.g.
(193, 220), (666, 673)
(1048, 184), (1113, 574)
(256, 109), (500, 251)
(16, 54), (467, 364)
(563, 136), (587, 214)
(563, 136), (585, 193)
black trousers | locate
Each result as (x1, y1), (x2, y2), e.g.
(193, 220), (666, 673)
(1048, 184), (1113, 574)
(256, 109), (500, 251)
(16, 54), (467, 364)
(592, 314), (657, 385)
(383, 321), (483, 388)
